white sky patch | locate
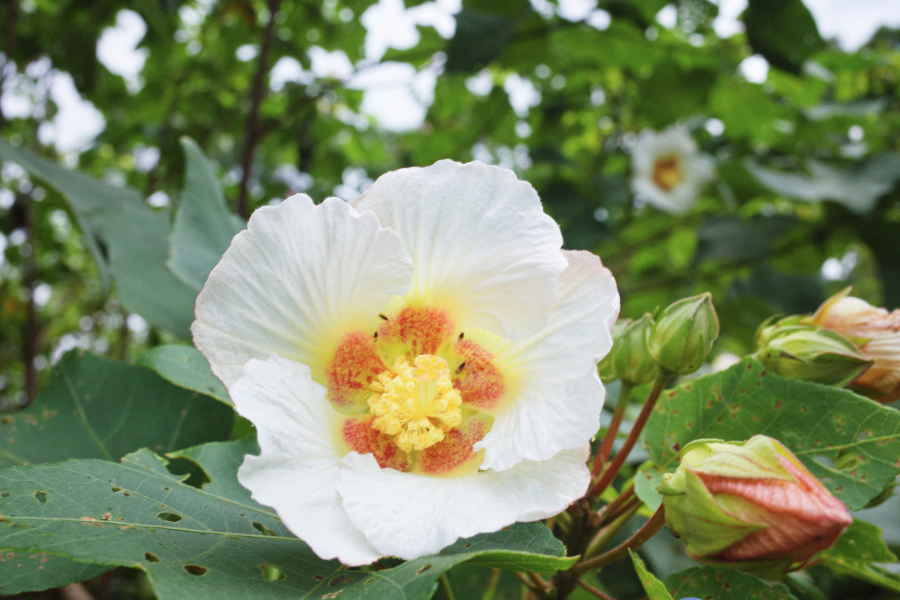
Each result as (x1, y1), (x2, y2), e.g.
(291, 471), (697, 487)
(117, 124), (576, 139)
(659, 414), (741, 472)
(587, 10), (611, 30)
(361, 0), (420, 60)
(714, 0), (900, 50)
(132, 145), (160, 172)
(466, 70), (493, 96)
(269, 56), (313, 92)
(333, 167), (373, 200)
(236, 44), (260, 62)
(504, 74), (540, 117)
(350, 62), (437, 130)
(37, 72), (105, 154)
(656, 5), (678, 29)
(309, 47), (354, 80)
(739, 54), (769, 83)
(558, 0), (598, 22)
(96, 9), (148, 92)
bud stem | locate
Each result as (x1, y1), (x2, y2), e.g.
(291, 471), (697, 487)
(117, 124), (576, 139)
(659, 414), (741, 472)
(571, 506), (667, 575)
(593, 382), (634, 477)
(589, 371), (672, 499)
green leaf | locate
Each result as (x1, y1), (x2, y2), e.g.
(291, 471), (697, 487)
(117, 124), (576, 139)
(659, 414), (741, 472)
(629, 549), (673, 600)
(643, 358), (900, 510)
(745, 154), (900, 215)
(0, 139), (197, 336)
(665, 566), (798, 599)
(695, 216), (797, 264)
(743, 0), (824, 73)
(0, 553), (111, 596)
(0, 351), (233, 469)
(820, 519), (900, 592)
(446, 9), (516, 72)
(135, 345), (232, 405)
(0, 441), (573, 600)
(168, 138), (244, 291)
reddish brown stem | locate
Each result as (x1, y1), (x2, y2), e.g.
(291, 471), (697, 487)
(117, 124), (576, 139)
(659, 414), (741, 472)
(589, 373), (670, 498)
(571, 506), (666, 575)
(592, 382), (633, 477)
(236, 0), (282, 219)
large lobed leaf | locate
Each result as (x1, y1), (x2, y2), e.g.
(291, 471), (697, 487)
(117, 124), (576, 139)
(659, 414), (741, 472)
(0, 440), (574, 600)
(167, 138), (244, 292)
(0, 350), (233, 470)
(0, 139), (197, 337)
(665, 566), (797, 600)
(638, 358), (900, 511)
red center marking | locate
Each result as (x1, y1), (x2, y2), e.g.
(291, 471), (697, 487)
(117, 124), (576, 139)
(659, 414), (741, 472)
(378, 306), (456, 356)
(420, 417), (488, 475)
(453, 339), (505, 410)
(326, 331), (387, 409)
(342, 416), (411, 472)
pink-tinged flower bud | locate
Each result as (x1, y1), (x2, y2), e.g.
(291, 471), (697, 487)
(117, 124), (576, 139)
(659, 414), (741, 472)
(659, 435), (852, 580)
(611, 313), (659, 385)
(648, 293), (719, 375)
(804, 288), (900, 403)
(754, 316), (872, 387)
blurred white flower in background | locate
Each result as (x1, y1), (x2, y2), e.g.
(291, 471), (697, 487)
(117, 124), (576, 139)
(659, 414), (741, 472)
(630, 126), (715, 214)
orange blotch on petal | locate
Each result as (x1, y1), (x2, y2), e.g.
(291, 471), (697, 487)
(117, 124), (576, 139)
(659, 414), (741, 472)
(327, 332), (387, 409)
(420, 416), (489, 475)
(379, 306), (456, 356)
(342, 416), (410, 472)
(454, 339), (505, 410)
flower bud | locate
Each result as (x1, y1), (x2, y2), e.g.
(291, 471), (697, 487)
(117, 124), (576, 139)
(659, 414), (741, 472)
(804, 288), (900, 403)
(648, 293), (719, 375)
(659, 435), (852, 580)
(598, 319), (630, 383)
(754, 316), (872, 387)
(611, 313), (659, 385)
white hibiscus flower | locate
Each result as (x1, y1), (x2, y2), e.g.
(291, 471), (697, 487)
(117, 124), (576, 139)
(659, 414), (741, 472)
(192, 160), (620, 565)
(631, 126), (715, 213)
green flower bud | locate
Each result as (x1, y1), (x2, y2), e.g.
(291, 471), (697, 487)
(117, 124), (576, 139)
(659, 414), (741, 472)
(659, 435), (852, 580)
(598, 319), (630, 383)
(611, 313), (658, 385)
(755, 317), (872, 387)
(648, 293), (719, 375)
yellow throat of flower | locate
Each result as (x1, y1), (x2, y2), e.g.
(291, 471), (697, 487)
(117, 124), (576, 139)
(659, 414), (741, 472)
(368, 354), (463, 452)
(652, 154), (685, 192)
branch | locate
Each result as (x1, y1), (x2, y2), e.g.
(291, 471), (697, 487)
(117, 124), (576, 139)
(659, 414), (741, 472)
(571, 506), (666, 575)
(589, 372), (670, 498)
(236, 0), (282, 219)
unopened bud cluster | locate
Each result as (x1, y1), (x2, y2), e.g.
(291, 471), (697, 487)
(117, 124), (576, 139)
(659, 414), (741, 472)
(600, 293), (720, 382)
(754, 288), (900, 403)
(659, 435), (851, 580)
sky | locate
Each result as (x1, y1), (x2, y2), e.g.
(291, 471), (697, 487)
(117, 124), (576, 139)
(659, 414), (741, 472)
(2, 0), (900, 153)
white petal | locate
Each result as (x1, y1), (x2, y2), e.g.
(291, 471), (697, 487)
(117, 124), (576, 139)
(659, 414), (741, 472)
(193, 194), (413, 387)
(232, 355), (381, 566)
(351, 160), (566, 340)
(338, 446), (590, 560)
(476, 251), (620, 471)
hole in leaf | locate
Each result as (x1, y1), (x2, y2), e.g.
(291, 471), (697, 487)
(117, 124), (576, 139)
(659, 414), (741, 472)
(34, 491), (47, 504)
(0, 492), (10, 498)
(165, 457), (211, 488)
(329, 575), (346, 586)
(144, 552), (160, 562)
(111, 487), (122, 493)
(314, 575), (325, 581)
(417, 564), (432, 574)
(183, 564), (208, 576)
(157, 512), (182, 523)
(252, 521), (276, 536)
(260, 564), (286, 581)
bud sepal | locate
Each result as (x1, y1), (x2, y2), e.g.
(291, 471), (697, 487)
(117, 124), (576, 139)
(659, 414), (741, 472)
(660, 435), (852, 580)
